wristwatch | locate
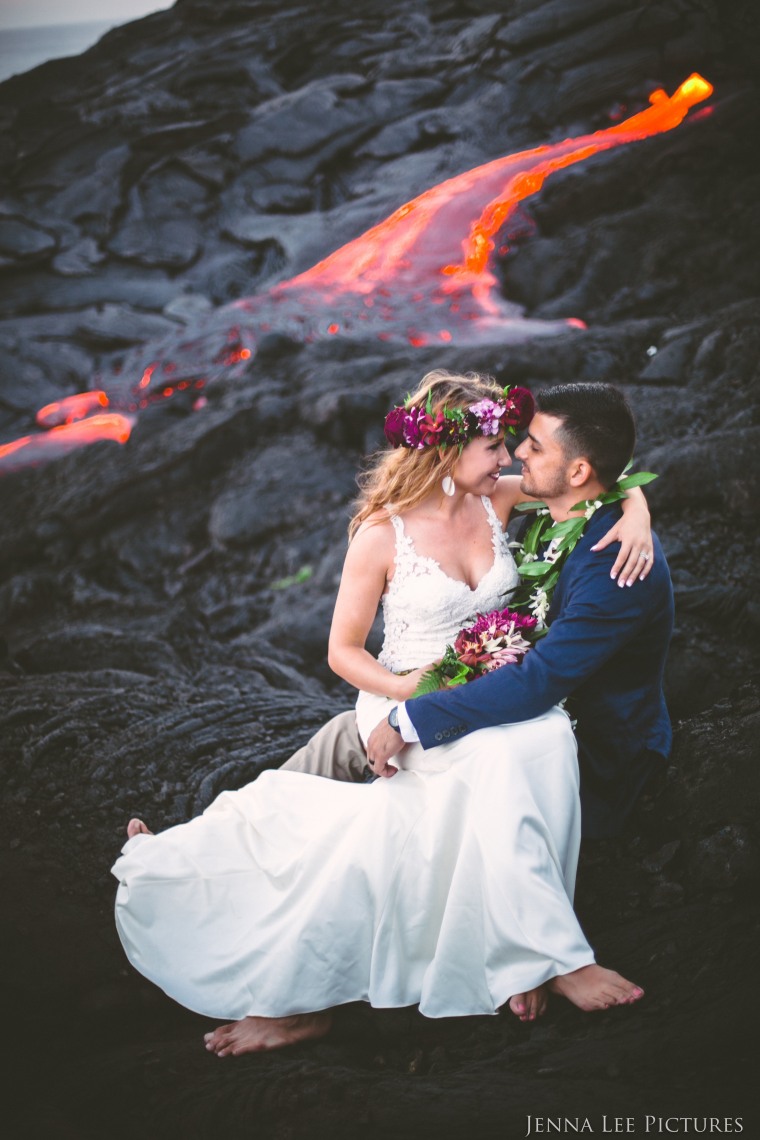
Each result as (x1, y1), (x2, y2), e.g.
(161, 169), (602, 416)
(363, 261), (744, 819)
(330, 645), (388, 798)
(387, 706), (402, 733)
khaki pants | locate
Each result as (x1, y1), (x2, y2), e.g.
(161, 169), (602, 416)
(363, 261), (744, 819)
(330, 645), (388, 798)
(280, 709), (369, 782)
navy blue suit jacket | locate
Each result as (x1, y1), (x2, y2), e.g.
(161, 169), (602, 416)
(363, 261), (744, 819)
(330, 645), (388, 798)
(405, 504), (674, 838)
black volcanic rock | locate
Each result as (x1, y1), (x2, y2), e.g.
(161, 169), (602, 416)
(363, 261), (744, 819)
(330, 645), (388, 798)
(1, 1), (759, 1137)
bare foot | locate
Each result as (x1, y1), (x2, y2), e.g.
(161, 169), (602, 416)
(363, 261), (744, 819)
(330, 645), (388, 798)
(204, 1011), (332, 1057)
(549, 964), (644, 1012)
(509, 985), (548, 1022)
(126, 818), (153, 838)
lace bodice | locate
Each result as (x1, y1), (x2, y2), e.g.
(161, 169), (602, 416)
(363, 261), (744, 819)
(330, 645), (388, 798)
(377, 495), (519, 673)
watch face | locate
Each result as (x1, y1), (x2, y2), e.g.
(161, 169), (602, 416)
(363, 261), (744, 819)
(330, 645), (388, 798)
(389, 706), (399, 729)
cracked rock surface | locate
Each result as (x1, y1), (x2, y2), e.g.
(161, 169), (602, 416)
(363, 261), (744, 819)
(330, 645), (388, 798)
(1, 1), (758, 1136)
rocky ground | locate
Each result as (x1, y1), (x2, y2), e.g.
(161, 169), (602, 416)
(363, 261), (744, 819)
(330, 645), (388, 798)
(1, 1), (759, 1136)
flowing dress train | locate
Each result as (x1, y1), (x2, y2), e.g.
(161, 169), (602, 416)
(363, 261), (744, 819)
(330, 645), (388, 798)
(112, 496), (595, 1019)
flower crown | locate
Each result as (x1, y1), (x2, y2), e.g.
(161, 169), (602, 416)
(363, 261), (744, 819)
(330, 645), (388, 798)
(383, 385), (534, 451)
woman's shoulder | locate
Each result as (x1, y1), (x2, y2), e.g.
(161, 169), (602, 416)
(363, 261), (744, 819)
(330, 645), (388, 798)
(350, 511), (397, 557)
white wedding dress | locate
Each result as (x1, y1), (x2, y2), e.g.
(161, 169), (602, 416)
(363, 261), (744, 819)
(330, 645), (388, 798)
(112, 496), (595, 1020)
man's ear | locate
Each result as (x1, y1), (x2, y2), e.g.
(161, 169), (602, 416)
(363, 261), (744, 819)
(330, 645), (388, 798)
(568, 458), (594, 488)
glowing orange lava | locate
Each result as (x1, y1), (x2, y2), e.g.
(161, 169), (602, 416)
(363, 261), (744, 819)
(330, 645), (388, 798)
(0, 74), (713, 474)
(36, 390), (109, 428)
(276, 73), (712, 321)
(0, 413), (135, 472)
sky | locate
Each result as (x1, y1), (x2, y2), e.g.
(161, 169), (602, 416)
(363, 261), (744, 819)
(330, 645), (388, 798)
(0, 1), (174, 30)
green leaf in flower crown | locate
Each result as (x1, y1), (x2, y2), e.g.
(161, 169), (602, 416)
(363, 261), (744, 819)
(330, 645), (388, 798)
(513, 500), (545, 512)
(616, 471), (658, 489)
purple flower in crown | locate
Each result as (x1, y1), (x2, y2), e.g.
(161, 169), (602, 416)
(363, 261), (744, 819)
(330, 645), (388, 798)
(469, 398), (506, 436)
(398, 405), (450, 449)
(402, 405), (432, 449)
(384, 406), (408, 448)
(502, 386), (535, 430)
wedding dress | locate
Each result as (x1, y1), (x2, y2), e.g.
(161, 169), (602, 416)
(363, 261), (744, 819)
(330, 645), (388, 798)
(112, 496), (595, 1020)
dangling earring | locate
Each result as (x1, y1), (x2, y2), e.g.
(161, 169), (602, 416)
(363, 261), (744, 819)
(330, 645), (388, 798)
(442, 475), (456, 497)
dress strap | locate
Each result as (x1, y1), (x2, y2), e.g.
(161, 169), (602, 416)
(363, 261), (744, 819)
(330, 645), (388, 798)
(387, 513), (418, 586)
(480, 495), (506, 554)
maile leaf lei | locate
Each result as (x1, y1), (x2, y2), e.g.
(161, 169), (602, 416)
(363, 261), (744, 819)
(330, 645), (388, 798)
(508, 467), (659, 629)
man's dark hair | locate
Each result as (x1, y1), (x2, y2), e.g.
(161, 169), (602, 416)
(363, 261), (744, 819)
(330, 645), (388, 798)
(535, 383), (636, 488)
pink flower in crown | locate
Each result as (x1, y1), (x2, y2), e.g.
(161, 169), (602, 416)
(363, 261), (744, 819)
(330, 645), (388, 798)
(468, 398), (506, 436)
(502, 386), (535, 430)
(419, 412), (446, 447)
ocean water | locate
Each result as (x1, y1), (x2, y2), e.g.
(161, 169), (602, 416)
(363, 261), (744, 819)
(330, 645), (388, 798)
(0, 20), (116, 84)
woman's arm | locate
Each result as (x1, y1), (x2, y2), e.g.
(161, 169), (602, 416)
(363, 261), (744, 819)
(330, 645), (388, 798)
(493, 476), (654, 585)
(327, 520), (431, 700)
(592, 486), (653, 585)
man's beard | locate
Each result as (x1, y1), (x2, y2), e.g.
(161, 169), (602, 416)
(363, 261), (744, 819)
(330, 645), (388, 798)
(519, 468), (569, 501)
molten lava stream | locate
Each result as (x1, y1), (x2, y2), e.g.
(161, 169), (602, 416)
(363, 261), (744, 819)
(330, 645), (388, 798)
(0, 73), (713, 475)
(0, 414), (135, 472)
(36, 390), (110, 428)
(277, 73), (713, 310)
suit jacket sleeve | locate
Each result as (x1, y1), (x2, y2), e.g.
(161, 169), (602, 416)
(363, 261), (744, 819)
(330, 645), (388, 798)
(405, 546), (652, 749)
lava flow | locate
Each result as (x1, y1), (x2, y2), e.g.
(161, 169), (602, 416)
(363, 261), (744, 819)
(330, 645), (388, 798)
(0, 73), (713, 474)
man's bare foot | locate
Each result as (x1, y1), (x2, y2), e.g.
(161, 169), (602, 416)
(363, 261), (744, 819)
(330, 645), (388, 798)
(126, 818), (153, 838)
(549, 964), (644, 1012)
(509, 985), (548, 1022)
(204, 1011), (332, 1057)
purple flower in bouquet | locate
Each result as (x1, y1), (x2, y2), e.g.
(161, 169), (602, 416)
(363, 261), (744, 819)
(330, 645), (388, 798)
(466, 607), (538, 640)
(413, 607), (539, 695)
(452, 606), (537, 674)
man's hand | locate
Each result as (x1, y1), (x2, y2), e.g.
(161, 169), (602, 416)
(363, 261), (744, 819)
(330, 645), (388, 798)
(366, 719), (405, 778)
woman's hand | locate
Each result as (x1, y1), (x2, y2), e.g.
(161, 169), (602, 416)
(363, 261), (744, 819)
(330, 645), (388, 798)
(591, 497), (654, 586)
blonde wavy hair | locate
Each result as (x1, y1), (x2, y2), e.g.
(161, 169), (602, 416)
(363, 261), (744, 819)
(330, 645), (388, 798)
(349, 369), (507, 539)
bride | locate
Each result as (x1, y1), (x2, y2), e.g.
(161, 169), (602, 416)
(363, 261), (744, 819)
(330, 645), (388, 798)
(113, 370), (651, 1057)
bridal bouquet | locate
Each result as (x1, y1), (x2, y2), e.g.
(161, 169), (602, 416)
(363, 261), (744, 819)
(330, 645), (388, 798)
(413, 607), (539, 696)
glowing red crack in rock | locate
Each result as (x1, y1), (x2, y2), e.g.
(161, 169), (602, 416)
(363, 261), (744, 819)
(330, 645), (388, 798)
(0, 74), (713, 473)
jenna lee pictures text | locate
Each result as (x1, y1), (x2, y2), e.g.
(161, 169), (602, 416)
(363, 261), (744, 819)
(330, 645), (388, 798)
(525, 1119), (744, 1136)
